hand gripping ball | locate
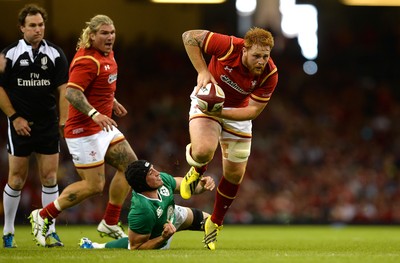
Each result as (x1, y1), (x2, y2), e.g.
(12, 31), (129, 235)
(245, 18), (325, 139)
(196, 83), (225, 112)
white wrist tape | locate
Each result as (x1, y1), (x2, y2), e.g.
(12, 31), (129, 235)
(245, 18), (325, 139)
(88, 108), (99, 119)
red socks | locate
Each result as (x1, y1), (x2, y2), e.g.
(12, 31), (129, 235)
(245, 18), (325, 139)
(211, 176), (240, 226)
(40, 202), (61, 219)
(38, 202), (122, 225)
(194, 165), (207, 175)
(103, 203), (122, 225)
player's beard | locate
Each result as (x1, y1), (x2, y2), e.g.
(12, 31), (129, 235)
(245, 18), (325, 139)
(248, 63), (264, 76)
(243, 54), (264, 76)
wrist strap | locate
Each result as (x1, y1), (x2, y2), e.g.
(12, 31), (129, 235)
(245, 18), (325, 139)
(9, 113), (19, 122)
(88, 108), (99, 119)
(91, 111), (100, 119)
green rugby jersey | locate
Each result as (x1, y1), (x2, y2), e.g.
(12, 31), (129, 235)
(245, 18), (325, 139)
(127, 172), (177, 248)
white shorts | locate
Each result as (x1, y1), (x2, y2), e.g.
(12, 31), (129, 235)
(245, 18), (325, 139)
(160, 205), (189, 250)
(189, 88), (252, 139)
(65, 128), (125, 168)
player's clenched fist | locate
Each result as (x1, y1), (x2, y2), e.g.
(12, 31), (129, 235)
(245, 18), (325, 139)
(161, 220), (176, 240)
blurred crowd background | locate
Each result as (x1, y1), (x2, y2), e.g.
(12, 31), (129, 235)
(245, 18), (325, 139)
(0, 0), (400, 226)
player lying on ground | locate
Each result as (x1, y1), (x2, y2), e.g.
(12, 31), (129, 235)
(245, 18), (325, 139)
(80, 160), (215, 250)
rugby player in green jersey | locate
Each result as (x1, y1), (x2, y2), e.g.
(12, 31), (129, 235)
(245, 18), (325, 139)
(79, 160), (215, 250)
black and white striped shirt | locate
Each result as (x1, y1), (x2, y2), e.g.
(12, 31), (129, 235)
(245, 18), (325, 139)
(0, 39), (68, 122)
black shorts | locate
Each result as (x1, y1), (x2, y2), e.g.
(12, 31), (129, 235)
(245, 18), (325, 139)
(7, 119), (60, 157)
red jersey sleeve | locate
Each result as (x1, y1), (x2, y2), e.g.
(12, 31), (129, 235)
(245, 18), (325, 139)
(203, 32), (240, 59)
(202, 31), (278, 107)
(67, 56), (99, 92)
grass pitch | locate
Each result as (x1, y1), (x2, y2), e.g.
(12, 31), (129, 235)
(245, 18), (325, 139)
(1, 224), (400, 263)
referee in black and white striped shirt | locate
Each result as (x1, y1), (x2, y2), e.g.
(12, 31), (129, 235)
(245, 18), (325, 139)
(0, 3), (68, 248)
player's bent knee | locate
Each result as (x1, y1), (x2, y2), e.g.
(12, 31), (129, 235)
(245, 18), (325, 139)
(86, 180), (105, 195)
(186, 208), (205, 231)
(185, 144), (209, 167)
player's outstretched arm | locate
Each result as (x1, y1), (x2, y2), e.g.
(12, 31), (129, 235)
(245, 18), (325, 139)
(174, 176), (215, 195)
(194, 176), (215, 194)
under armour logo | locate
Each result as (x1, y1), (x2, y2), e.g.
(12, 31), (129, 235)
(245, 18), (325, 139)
(104, 65), (110, 70)
(224, 66), (233, 73)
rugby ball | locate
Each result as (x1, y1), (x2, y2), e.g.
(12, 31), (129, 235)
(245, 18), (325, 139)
(196, 83), (225, 112)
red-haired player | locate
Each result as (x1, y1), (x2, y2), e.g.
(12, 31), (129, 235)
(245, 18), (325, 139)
(181, 27), (278, 250)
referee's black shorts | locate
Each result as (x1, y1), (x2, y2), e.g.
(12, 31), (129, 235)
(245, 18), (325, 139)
(7, 119), (60, 157)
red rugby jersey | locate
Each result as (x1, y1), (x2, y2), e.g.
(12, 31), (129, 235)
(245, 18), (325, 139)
(203, 32), (278, 108)
(64, 47), (117, 138)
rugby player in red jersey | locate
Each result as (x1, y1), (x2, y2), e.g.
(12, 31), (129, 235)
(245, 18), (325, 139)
(29, 14), (138, 247)
(180, 28), (278, 250)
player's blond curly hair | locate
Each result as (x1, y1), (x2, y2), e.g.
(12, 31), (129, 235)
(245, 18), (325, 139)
(76, 14), (114, 50)
(244, 27), (274, 49)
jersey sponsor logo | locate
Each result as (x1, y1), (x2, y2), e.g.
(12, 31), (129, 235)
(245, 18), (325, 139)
(17, 78), (51, 86)
(104, 64), (110, 70)
(17, 72), (51, 87)
(20, 59), (29, 66)
(220, 75), (251, 95)
(108, 73), (117, 84)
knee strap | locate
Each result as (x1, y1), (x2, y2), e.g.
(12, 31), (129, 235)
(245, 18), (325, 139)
(186, 208), (205, 231)
(222, 140), (251, 162)
(185, 144), (209, 167)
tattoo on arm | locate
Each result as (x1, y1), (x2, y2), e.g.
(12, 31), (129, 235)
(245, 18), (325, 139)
(65, 88), (93, 115)
(67, 193), (77, 202)
(183, 30), (209, 47)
